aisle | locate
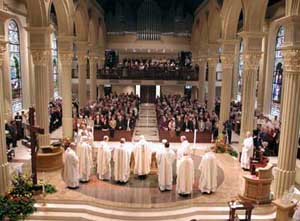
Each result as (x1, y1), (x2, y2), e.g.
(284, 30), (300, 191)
(132, 103), (160, 142)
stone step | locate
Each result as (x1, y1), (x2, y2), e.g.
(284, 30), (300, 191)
(28, 203), (276, 221)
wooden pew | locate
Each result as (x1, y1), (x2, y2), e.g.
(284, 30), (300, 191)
(94, 130), (133, 142)
(158, 130), (212, 143)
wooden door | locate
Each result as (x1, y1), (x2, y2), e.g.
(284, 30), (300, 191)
(140, 86), (156, 103)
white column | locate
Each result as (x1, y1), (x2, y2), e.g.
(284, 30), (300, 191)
(58, 36), (74, 138)
(198, 57), (207, 104)
(219, 53), (234, 128)
(89, 56), (97, 101)
(207, 57), (218, 113)
(31, 49), (51, 146)
(257, 24), (269, 113)
(232, 41), (240, 100)
(274, 17), (300, 199)
(0, 37), (9, 195)
(77, 41), (88, 109)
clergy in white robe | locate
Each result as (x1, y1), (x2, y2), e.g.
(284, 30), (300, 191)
(113, 138), (132, 183)
(77, 136), (93, 182)
(62, 143), (80, 189)
(156, 142), (175, 191)
(240, 131), (254, 170)
(133, 135), (152, 176)
(176, 152), (194, 195)
(198, 147), (218, 194)
(177, 136), (191, 160)
(96, 136), (112, 180)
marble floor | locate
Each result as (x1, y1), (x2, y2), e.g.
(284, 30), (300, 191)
(74, 153), (225, 204)
(39, 151), (246, 209)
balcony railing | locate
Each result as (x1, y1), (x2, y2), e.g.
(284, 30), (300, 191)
(95, 67), (199, 81)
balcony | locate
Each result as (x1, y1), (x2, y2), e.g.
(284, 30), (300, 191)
(95, 67), (199, 81)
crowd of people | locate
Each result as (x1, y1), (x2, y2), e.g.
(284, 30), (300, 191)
(74, 93), (140, 137)
(63, 135), (219, 196)
(156, 95), (220, 140)
(228, 100), (281, 156)
(120, 57), (193, 70)
(49, 98), (63, 133)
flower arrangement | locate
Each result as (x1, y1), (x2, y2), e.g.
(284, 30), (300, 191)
(213, 134), (238, 158)
(0, 174), (35, 221)
(0, 174), (57, 221)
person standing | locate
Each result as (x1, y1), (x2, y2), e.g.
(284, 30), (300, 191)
(96, 136), (112, 180)
(113, 138), (132, 183)
(63, 143), (80, 189)
(240, 131), (254, 170)
(77, 136), (93, 182)
(176, 152), (194, 196)
(156, 142), (175, 191)
(224, 118), (233, 144)
(198, 147), (218, 194)
(133, 135), (152, 177)
(177, 136), (190, 160)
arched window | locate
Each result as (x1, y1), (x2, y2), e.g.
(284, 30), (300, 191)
(51, 32), (59, 98)
(271, 26), (284, 116)
(8, 20), (22, 112)
(237, 40), (244, 101)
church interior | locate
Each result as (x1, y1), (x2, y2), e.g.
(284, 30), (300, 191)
(1, 0), (300, 220)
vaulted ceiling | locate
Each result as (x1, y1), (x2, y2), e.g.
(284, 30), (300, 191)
(96, 0), (206, 15)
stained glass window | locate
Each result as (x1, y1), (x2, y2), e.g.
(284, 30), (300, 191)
(237, 40), (244, 101)
(8, 20), (22, 112)
(271, 26), (284, 117)
(51, 32), (59, 98)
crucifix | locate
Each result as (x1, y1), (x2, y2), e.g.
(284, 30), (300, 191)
(24, 107), (45, 185)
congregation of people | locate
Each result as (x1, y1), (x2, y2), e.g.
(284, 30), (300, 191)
(100, 58), (198, 81)
(120, 57), (193, 70)
(156, 95), (220, 141)
(73, 93), (140, 138)
(63, 135), (219, 196)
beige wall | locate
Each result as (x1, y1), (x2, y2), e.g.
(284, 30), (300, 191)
(161, 85), (184, 96)
(112, 85), (135, 95)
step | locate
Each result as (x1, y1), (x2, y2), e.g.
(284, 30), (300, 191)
(28, 203), (276, 221)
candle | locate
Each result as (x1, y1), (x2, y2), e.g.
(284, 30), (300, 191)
(193, 129), (197, 148)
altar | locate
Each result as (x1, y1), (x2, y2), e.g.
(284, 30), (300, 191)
(92, 142), (187, 174)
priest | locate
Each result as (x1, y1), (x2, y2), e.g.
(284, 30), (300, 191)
(198, 147), (218, 194)
(62, 143), (80, 189)
(177, 136), (191, 160)
(156, 141), (175, 191)
(133, 135), (152, 177)
(176, 152), (194, 196)
(113, 138), (132, 183)
(96, 136), (112, 180)
(77, 136), (93, 182)
(240, 131), (254, 170)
